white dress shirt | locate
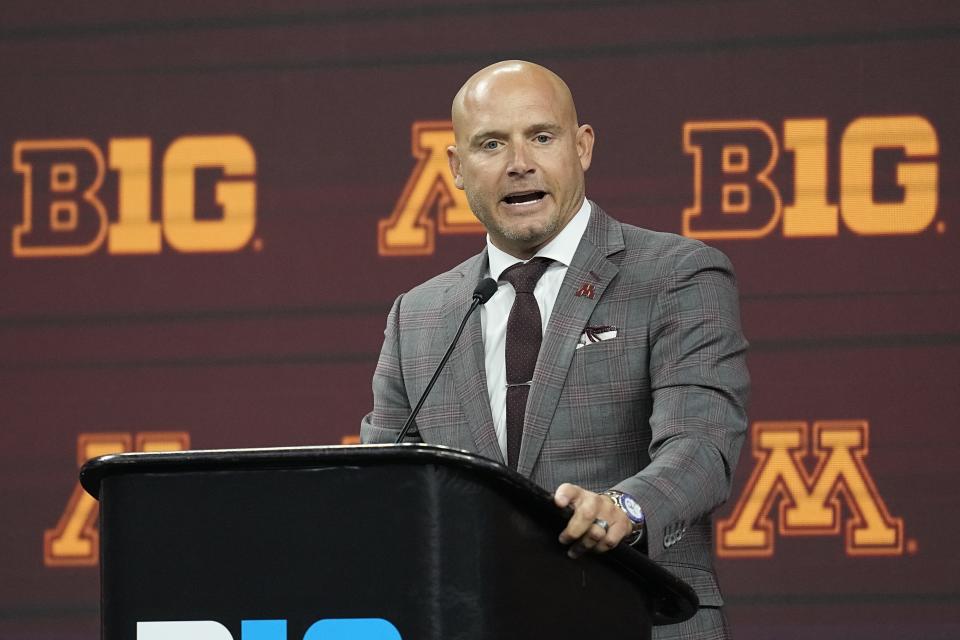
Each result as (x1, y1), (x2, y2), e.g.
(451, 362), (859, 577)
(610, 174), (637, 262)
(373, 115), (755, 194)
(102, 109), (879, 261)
(480, 198), (592, 460)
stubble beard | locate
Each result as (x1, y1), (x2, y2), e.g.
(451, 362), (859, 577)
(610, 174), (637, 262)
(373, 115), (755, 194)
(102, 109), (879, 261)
(467, 191), (562, 252)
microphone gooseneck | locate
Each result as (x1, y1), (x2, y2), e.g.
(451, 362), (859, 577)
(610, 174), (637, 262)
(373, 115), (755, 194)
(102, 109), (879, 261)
(395, 278), (498, 444)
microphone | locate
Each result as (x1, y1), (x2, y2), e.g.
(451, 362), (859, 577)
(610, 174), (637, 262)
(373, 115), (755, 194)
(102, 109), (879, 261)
(395, 278), (498, 443)
(472, 277), (499, 305)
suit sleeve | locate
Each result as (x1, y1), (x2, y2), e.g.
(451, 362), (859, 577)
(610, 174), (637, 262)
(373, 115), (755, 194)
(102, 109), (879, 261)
(613, 243), (750, 561)
(360, 293), (422, 444)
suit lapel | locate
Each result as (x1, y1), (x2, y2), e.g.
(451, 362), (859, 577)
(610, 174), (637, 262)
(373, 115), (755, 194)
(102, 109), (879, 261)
(517, 204), (625, 477)
(443, 253), (505, 464)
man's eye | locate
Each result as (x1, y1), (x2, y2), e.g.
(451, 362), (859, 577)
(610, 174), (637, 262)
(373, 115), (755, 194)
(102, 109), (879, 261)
(534, 134), (552, 143)
(483, 140), (500, 150)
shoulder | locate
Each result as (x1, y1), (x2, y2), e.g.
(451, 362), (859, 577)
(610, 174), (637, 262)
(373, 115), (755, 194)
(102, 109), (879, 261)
(398, 251), (486, 309)
(612, 217), (735, 279)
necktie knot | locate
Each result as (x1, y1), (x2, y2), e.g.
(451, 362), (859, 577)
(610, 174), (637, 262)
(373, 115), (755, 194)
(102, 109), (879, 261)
(500, 257), (552, 294)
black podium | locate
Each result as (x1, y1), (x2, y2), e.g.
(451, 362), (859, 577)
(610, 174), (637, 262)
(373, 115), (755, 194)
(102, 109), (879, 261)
(80, 444), (698, 640)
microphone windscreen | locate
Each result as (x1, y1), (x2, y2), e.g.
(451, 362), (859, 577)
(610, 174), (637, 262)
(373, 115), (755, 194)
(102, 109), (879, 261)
(473, 278), (499, 304)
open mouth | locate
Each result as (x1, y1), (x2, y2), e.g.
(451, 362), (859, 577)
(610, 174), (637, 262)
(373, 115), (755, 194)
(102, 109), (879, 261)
(502, 190), (546, 205)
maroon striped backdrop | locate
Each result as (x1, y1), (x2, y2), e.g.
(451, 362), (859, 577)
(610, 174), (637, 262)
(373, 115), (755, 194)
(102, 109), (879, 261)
(1, 1), (958, 638)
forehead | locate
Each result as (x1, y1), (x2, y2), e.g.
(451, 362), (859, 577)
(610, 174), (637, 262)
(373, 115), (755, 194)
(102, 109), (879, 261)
(458, 76), (572, 135)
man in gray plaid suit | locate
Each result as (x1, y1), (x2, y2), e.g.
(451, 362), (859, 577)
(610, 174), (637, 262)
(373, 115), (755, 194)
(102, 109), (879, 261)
(361, 60), (749, 639)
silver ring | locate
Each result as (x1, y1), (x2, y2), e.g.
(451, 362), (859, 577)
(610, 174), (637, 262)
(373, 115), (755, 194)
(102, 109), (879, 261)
(593, 518), (609, 532)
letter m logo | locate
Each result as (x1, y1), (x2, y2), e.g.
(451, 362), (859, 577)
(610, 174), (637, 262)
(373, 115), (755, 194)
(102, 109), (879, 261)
(717, 420), (904, 557)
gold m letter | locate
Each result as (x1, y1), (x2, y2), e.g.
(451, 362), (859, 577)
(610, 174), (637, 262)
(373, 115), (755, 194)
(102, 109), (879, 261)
(717, 421), (903, 557)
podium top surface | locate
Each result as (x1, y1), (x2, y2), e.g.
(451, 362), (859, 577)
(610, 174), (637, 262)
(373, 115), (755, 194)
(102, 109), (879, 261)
(81, 442), (699, 625)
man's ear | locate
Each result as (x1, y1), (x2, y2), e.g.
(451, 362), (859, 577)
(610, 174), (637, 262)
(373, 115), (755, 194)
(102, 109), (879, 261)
(447, 145), (464, 190)
(576, 124), (595, 172)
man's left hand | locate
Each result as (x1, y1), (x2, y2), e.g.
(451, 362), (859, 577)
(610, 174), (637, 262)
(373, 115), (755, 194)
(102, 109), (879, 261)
(554, 483), (631, 559)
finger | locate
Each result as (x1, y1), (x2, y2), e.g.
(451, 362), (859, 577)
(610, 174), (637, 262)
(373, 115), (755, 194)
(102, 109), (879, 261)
(566, 529), (601, 559)
(558, 498), (601, 544)
(587, 520), (608, 543)
(575, 510), (632, 556)
(592, 519), (630, 553)
(555, 484), (593, 543)
(565, 508), (612, 555)
(553, 482), (581, 508)
(580, 520), (608, 550)
(568, 526), (615, 559)
(567, 521), (603, 550)
(568, 514), (631, 558)
(568, 540), (588, 559)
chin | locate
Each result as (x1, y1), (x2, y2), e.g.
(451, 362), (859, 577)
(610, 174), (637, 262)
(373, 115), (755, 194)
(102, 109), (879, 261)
(503, 223), (555, 247)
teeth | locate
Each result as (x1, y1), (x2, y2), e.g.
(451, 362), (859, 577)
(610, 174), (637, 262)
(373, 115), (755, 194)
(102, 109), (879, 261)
(504, 191), (545, 205)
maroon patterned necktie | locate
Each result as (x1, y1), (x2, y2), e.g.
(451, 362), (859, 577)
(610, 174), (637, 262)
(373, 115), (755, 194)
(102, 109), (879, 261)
(500, 257), (553, 470)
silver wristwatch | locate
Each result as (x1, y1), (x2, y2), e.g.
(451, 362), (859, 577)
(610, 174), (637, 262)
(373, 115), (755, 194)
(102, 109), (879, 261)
(601, 489), (645, 547)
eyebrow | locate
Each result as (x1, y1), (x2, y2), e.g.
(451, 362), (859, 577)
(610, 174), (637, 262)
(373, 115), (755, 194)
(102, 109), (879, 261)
(469, 122), (563, 147)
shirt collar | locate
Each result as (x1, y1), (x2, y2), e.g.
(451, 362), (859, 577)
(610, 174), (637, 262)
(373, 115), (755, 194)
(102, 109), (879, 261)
(486, 198), (591, 280)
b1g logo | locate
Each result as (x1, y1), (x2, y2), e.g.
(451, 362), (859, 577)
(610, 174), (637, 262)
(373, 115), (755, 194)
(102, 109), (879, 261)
(683, 116), (940, 239)
(11, 135), (256, 257)
(717, 420), (905, 558)
(138, 619), (401, 640)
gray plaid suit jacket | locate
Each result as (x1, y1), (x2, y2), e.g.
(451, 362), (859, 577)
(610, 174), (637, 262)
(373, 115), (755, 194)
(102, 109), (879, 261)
(361, 202), (749, 617)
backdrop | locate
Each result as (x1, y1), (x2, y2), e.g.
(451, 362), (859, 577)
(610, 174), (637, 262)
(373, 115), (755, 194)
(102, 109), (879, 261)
(2, 1), (958, 638)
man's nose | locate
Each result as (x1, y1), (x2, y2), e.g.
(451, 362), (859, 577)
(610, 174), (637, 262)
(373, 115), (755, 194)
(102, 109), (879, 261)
(506, 144), (536, 177)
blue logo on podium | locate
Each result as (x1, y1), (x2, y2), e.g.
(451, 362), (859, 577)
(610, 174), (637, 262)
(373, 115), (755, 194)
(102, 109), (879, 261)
(137, 618), (402, 640)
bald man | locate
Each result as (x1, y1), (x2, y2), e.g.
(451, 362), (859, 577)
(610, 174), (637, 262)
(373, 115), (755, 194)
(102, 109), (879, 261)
(361, 61), (749, 639)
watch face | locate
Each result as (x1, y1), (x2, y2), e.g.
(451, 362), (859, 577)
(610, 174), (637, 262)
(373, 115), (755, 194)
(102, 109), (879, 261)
(621, 494), (644, 523)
